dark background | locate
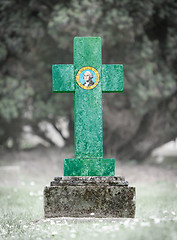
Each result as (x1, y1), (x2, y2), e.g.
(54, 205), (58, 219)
(0, 0), (177, 161)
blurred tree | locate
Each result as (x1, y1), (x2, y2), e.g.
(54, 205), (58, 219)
(0, 0), (176, 161)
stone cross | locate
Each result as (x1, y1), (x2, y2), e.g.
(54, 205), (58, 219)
(52, 37), (123, 176)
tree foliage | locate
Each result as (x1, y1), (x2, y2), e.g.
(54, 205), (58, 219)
(0, 0), (176, 160)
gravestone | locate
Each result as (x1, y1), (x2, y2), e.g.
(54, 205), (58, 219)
(44, 37), (136, 218)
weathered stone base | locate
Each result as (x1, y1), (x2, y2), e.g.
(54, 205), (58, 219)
(44, 177), (136, 218)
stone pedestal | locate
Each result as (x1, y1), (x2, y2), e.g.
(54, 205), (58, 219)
(44, 176), (136, 218)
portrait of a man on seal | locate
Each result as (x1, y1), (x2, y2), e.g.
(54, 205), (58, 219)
(83, 71), (94, 87)
(76, 66), (100, 90)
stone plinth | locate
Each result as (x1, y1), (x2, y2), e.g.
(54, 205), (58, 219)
(44, 177), (136, 218)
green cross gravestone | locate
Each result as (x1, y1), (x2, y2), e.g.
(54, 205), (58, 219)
(44, 37), (135, 218)
(53, 37), (123, 176)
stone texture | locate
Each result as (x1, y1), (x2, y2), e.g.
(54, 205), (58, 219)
(102, 64), (123, 92)
(64, 158), (115, 176)
(51, 176), (128, 186)
(52, 64), (75, 93)
(44, 176), (136, 218)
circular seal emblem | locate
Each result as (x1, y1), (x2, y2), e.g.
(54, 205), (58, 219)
(76, 66), (100, 90)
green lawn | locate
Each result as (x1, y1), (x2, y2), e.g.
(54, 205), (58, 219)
(0, 179), (177, 240)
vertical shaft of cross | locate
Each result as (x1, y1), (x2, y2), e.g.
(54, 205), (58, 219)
(74, 37), (103, 159)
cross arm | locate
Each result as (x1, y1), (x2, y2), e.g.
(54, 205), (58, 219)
(52, 64), (75, 92)
(101, 64), (123, 92)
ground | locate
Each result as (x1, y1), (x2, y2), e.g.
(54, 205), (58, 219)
(0, 147), (177, 239)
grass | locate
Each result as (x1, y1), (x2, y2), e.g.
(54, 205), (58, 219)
(0, 147), (177, 239)
(0, 179), (177, 240)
